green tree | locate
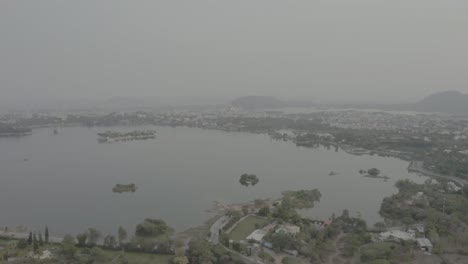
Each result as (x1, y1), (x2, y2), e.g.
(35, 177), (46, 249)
(87, 228), (102, 247)
(38, 231), (44, 247)
(62, 234), (77, 260)
(242, 205), (249, 216)
(16, 239), (28, 249)
(368, 168), (381, 177)
(90, 247), (107, 262)
(258, 206), (270, 217)
(33, 232), (38, 252)
(270, 233), (296, 251)
(187, 238), (214, 264)
(103, 235), (117, 249)
(76, 232), (87, 247)
(28, 232), (32, 245)
(44, 226), (49, 244)
(135, 219), (174, 238)
(239, 174), (259, 186)
(118, 226), (128, 247)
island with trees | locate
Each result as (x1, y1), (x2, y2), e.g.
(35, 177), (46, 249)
(239, 174), (259, 186)
(97, 130), (156, 143)
(112, 183), (137, 193)
(0, 124), (32, 137)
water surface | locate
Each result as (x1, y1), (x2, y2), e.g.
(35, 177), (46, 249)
(0, 126), (426, 236)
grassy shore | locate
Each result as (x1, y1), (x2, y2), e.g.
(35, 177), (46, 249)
(228, 215), (269, 241)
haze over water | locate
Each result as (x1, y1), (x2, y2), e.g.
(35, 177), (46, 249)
(0, 126), (427, 236)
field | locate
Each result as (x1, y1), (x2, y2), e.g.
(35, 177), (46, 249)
(228, 215), (269, 241)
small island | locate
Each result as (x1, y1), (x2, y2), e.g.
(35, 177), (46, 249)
(112, 183), (137, 193)
(239, 174), (259, 186)
(97, 130), (156, 143)
(0, 125), (32, 137)
(362, 168), (391, 179)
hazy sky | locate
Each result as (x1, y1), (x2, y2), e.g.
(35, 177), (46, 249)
(1, 0), (467, 105)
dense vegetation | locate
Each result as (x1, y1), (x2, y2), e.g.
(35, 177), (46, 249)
(239, 174), (259, 187)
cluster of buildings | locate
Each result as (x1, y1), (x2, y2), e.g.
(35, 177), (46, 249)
(377, 225), (433, 253)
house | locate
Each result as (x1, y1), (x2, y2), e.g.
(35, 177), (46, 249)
(263, 242), (273, 249)
(416, 238), (433, 252)
(276, 224), (300, 235)
(246, 229), (267, 242)
(321, 219), (332, 230)
(379, 230), (415, 241)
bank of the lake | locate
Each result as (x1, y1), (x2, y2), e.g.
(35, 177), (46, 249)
(0, 126), (427, 236)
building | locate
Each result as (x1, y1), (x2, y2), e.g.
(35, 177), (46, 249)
(246, 229), (267, 242)
(275, 224), (300, 235)
(379, 230), (415, 241)
(416, 238), (433, 252)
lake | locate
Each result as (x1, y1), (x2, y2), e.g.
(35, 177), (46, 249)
(0, 126), (427, 237)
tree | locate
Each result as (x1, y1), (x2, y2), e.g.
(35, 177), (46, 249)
(281, 189), (322, 209)
(232, 241), (241, 252)
(242, 205), (249, 216)
(87, 228), (102, 247)
(270, 233), (296, 251)
(28, 232), (33, 245)
(368, 168), (381, 177)
(62, 235), (77, 260)
(135, 219), (174, 238)
(118, 226), (128, 247)
(90, 247), (107, 262)
(258, 206), (270, 217)
(45, 226), (49, 244)
(76, 233), (88, 247)
(33, 232), (38, 252)
(187, 238), (214, 264)
(104, 235), (118, 249)
(239, 174), (259, 186)
(38, 232), (44, 246)
(16, 239), (28, 249)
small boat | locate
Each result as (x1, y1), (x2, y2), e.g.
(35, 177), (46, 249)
(328, 171), (338, 176)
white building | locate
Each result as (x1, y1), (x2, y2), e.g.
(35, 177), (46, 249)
(275, 224), (300, 235)
(379, 230), (415, 241)
(416, 238), (433, 252)
(246, 229), (267, 242)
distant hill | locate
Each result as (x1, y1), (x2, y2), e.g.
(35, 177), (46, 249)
(231, 96), (314, 110)
(231, 96), (283, 110)
(414, 91), (468, 113)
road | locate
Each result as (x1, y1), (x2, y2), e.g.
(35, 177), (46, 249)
(408, 161), (467, 187)
(209, 215), (230, 244)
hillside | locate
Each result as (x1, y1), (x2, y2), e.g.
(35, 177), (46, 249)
(414, 91), (468, 113)
(231, 96), (283, 110)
